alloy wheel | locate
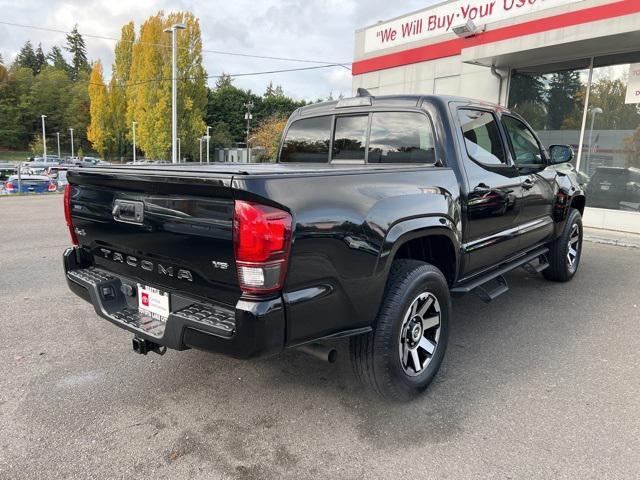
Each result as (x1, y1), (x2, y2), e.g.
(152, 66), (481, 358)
(567, 223), (581, 272)
(398, 292), (441, 377)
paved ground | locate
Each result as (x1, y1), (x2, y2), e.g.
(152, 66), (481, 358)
(1, 195), (639, 480)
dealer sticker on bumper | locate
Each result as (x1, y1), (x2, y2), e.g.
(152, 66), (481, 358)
(137, 284), (170, 322)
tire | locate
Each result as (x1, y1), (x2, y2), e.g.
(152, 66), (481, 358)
(350, 260), (451, 402)
(543, 208), (583, 282)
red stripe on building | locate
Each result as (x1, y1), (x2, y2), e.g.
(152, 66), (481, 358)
(352, 0), (640, 75)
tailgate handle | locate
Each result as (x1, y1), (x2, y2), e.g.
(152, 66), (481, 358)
(113, 199), (144, 224)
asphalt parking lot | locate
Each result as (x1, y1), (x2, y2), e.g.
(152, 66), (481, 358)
(1, 195), (639, 479)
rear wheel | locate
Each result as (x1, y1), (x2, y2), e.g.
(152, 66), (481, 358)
(543, 208), (583, 282)
(350, 260), (450, 402)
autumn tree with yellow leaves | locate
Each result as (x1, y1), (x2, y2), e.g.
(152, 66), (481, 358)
(87, 60), (110, 158)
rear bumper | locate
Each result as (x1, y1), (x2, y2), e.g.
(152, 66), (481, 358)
(63, 247), (285, 359)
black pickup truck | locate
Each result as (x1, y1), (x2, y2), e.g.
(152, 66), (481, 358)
(63, 93), (585, 401)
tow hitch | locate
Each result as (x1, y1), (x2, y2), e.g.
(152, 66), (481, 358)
(132, 336), (167, 356)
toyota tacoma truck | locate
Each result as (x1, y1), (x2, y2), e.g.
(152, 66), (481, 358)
(63, 93), (585, 401)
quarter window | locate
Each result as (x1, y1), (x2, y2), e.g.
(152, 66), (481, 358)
(458, 109), (507, 165)
(332, 115), (368, 161)
(280, 116), (331, 163)
(502, 115), (545, 166)
(368, 112), (436, 164)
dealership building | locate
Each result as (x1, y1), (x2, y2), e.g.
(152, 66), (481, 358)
(353, 0), (640, 234)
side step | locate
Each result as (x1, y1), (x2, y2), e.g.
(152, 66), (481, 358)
(451, 247), (549, 302)
(522, 254), (549, 274)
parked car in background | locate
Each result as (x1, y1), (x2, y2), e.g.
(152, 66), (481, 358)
(0, 163), (17, 184)
(45, 165), (68, 180)
(55, 170), (68, 192)
(3, 174), (57, 194)
(586, 166), (640, 211)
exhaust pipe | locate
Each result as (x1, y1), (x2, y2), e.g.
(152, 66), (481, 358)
(297, 343), (338, 363)
(132, 336), (166, 356)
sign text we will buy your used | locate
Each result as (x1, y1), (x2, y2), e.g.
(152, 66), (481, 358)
(363, 0), (585, 53)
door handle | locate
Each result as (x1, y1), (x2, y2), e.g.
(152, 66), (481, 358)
(473, 183), (491, 194)
(522, 178), (535, 190)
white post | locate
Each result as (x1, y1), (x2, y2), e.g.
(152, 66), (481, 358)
(177, 137), (181, 162)
(199, 136), (203, 163)
(164, 23), (186, 164)
(132, 121), (137, 163)
(206, 126), (211, 163)
(41, 115), (47, 159)
(69, 128), (74, 158)
(56, 132), (61, 159)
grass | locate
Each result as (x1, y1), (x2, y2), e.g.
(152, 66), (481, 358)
(0, 151), (32, 163)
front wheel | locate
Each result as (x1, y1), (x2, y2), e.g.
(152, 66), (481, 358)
(543, 208), (583, 282)
(350, 260), (451, 402)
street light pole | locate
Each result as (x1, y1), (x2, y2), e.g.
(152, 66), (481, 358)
(132, 121), (137, 163)
(164, 22), (186, 164)
(41, 115), (47, 159)
(206, 126), (211, 163)
(69, 128), (74, 158)
(586, 107), (603, 172)
(199, 136), (203, 163)
(56, 132), (61, 159)
(177, 137), (181, 162)
(244, 101), (254, 163)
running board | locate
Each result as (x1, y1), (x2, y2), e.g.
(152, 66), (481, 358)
(451, 247), (550, 301)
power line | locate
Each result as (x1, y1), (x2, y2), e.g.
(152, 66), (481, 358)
(0, 20), (352, 69)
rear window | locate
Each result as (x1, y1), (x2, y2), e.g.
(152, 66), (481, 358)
(458, 109), (507, 165)
(332, 115), (368, 161)
(368, 112), (436, 164)
(280, 116), (331, 163)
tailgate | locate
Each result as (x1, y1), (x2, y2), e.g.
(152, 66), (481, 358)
(68, 168), (240, 305)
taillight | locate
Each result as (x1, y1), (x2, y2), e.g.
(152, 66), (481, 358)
(5, 182), (14, 191)
(48, 182), (57, 192)
(233, 200), (292, 294)
(64, 184), (78, 246)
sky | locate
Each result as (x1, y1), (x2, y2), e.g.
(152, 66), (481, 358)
(0, 0), (439, 101)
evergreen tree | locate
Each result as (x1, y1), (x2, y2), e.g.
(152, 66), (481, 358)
(264, 81), (276, 97)
(547, 71), (584, 130)
(34, 43), (46, 74)
(13, 41), (38, 74)
(215, 72), (234, 89)
(65, 25), (90, 80)
(47, 46), (70, 74)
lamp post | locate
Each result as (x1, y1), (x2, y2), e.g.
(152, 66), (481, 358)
(199, 136), (203, 163)
(177, 137), (181, 162)
(586, 107), (603, 172)
(244, 101), (254, 163)
(206, 126), (211, 163)
(69, 128), (74, 158)
(41, 115), (47, 159)
(56, 132), (61, 159)
(163, 22), (186, 164)
(132, 121), (137, 163)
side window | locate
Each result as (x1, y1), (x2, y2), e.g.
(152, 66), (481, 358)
(332, 115), (368, 161)
(368, 112), (436, 164)
(501, 115), (545, 166)
(280, 116), (331, 163)
(458, 109), (507, 166)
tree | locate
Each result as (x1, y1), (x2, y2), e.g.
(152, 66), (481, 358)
(215, 72), (234, 89)
(66, 25), (90, 81)
(250, 114), (288, 161)
(208, 121), (234, 148)
(508, 71), (547, 129)
(112, 22), (135, 159)
(127, 14), (171, 159)
(87, 61), (110, 158)
(47, 46), (70, 74)
(34, 44), (46, 75)
(65, 70), (91, 155)
(207, 85), (259, 142)
(548, 71), (584, 130)
(13, 41), (38, 74)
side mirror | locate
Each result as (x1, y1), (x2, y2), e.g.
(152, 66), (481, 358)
(549, 145), (574, 164)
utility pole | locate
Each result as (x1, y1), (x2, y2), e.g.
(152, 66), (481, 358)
(244, 101), (253, 163)
(41, 115), (47, 159)
(132, 121), (137, 163)
(163, 23), (186, 164)
(69, 128), (74, 158)
(206, 126), (211, 163)
(56, 132), (61, 159)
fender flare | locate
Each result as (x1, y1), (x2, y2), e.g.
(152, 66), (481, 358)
(374, 215), (461, 280)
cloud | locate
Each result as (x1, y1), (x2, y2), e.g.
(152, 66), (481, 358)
(0, 0), (437, 100)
